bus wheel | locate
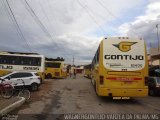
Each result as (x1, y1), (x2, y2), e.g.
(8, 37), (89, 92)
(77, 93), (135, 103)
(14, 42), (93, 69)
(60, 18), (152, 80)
(45, 74), (48, 79)
(149, 89), (155, 96)
(31, 83), (39, 91)
(94, 81), (96, 92)
(90, 75), (93, 85)
(47, 74), (52, 79)
(94, 81), (99, 96)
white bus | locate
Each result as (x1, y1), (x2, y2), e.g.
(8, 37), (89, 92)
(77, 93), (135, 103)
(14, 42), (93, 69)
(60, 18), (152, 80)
(0, 52), (45, 81)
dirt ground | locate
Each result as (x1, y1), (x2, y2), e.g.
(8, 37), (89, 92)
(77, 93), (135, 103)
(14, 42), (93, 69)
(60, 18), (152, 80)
(10, 74), (160, 120)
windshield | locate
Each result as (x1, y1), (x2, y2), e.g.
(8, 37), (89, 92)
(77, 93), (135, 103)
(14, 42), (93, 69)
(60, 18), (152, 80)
(45, 62), (61, 68)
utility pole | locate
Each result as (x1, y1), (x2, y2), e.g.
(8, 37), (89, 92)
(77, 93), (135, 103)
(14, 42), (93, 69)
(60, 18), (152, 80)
(156, 24), (160, 51)
(73, 56), (74, 66)
(150, 42), (153, 66)
(150, 42), (152, 49)
(156, 24), (160, 68)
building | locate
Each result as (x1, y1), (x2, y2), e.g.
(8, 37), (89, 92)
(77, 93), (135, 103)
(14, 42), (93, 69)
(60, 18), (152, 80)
(149, 48), (160, 66)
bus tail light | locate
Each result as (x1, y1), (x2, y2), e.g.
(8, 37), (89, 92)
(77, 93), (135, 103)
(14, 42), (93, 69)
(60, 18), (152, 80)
(106, 77), (142, 81)
(145, 77), (148, 86)
(100, 76), (104, 85)
(55, 72), (60, 76)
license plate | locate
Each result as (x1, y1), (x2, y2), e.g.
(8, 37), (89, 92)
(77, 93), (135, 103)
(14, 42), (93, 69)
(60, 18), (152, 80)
(122, 97), (130, 99)
(124, 81), (132, 84)
(113, 97), (121, 99)
(113, 97), (130, 99)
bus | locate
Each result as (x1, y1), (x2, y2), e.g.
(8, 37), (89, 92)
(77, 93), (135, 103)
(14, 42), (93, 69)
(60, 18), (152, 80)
(84, 64), (91, 78)
(91, 37), (148, 98)
(45, 58), (67, 79)
(0, 52), (45, 82)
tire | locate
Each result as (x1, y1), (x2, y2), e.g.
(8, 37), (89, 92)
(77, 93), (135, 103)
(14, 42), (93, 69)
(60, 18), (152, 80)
(1, 84), (14, 99)
(91, 77), (94, 85)
(18, 90), (30, 101)
(30, 83), (39, 91)
(45, 74), (48, 79)
(46, 74), (52, 79)
(90, 75), (93, 84)
(40, 78), (43, 84)
(94, 81), (96, 92)
(149, 89), (155, 96)
(87, 75), (89, 78)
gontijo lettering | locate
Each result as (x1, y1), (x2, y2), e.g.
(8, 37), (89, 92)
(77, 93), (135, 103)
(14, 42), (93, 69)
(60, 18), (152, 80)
(0, 65), (13, 70)
(104, 55), (144, 60)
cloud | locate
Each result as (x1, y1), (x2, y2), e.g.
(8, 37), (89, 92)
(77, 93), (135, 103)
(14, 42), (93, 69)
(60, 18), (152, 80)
(0, 0), (150, 64)
(118, 0), (160, 50)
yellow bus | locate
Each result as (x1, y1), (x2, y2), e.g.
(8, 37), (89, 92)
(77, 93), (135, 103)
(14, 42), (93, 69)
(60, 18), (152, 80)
(91, 37), (148, 98)
(84, 64), (91, 78)
(45, 58), (67, 79)
(0, 52), (45, 82)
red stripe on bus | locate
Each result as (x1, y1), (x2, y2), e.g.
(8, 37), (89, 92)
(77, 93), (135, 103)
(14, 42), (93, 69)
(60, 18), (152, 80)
(106, 77), (142, 80)
(106, 77), (116, 80)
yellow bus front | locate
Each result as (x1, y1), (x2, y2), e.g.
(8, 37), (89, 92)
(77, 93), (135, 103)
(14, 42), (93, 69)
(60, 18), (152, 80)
(45, 61), (67, 79)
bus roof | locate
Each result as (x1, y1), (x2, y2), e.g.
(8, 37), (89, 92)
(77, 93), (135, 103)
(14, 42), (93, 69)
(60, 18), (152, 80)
(0, 51), (39, 55)
(104, 37), (143, 41)
(0, 52), (44, 58)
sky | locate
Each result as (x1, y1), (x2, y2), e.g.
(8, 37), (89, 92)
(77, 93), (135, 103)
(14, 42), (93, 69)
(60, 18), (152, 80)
(0, 0), (160, 65)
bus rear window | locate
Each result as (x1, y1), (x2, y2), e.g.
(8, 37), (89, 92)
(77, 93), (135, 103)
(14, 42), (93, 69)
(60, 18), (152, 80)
(46, 62), (61, 68)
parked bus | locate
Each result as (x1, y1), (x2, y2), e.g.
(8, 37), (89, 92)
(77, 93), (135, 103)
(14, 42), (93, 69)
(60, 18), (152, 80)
(91, 37), (148, 98)
(45, 58), (67, 79)
(84, 64), (91, 78)
(0, 52), (45, 82)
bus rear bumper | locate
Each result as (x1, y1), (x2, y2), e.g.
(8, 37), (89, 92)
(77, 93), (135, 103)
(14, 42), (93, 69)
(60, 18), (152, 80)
(98, 88), (148, 97)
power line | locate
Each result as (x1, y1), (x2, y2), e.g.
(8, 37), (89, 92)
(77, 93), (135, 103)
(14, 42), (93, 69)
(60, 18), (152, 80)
(0, 0), (20, 40)
(39, 0), (54, 33)
(46, 0), (59, 26)
(2, 0), (32, 52)
(1, 0), (26, 41)
(22, 0), (56, 43)
(22, 0), (68, 55)
(5, 0), (32, 52)
(95, 0), (139, 37)
(0, 0), (14, 27)
(77, 0), (108, 36)
(95, 0), (123, 23)
(22, 0), (75, 60)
